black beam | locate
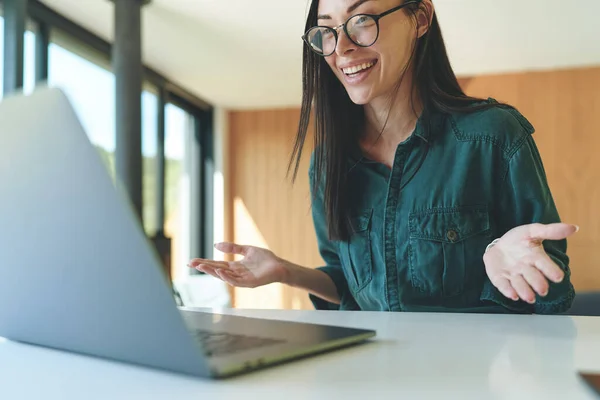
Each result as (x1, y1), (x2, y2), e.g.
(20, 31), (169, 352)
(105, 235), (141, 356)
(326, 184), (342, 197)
(188, 114), (203, 273)
(200, 109), (214, 259)
(113, 0), (144, 219)
(189, 109), (214, 262)
(155, 87), (166, 234)
(2, 0), (27, 94)
(150, 86), (171, 278)
(35, 21), (49, 83)
(23, 0), (212, 112)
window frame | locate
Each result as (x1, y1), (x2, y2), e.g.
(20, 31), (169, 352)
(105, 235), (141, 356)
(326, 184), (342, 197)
(1, 0), (214, 271)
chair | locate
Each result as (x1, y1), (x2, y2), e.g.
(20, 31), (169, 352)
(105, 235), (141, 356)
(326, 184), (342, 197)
(563, 291), (600, 316)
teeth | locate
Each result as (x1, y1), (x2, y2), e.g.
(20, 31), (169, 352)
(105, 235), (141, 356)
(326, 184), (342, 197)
(343, 61), (374, 75)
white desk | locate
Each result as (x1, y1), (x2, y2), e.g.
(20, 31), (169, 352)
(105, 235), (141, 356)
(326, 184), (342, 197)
(1, 309), (599, 399)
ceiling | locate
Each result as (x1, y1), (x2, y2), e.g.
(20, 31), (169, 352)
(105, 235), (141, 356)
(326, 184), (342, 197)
(39, 0), (600, 110)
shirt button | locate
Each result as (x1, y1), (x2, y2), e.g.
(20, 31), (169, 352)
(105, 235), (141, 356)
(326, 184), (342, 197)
(446, 229), (458, 242)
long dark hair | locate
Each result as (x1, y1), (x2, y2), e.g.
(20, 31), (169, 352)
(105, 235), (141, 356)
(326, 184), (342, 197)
(288, 0), (505, 241)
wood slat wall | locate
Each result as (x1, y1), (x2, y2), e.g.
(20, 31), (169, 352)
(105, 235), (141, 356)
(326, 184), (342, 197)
(460, 66), (600, 292)
(226, 66), (600, 310)
(227, 109), (321, 310)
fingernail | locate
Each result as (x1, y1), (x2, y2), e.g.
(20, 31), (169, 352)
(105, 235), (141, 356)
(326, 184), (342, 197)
(575, 225), (580, 232)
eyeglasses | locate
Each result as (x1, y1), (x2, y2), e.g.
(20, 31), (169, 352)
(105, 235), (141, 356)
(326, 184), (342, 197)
(302, 1), (420, 57)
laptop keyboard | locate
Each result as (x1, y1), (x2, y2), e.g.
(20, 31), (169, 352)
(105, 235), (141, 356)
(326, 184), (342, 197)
(193, 330), (286, 357)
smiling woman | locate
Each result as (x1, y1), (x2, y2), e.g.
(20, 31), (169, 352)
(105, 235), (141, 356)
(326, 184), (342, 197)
(190, 0), (579, 315)
(303, 0), (420, 104)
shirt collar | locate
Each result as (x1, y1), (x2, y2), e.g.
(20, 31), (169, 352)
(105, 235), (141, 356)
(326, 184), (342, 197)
(347, 106), (446, 164)
(414, 106), (447, 144)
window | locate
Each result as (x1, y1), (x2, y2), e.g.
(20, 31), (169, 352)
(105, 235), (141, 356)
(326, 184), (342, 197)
(48, 40), (117, 176)
(48, 37), (162, 237)
(165, 103), (194, 280)
(23, 29), (35, 94)
(0, 16), (2, 96)
(2, 4), (214, 288)
(0, 17), (36, 98)
(142, 90), (159, 235)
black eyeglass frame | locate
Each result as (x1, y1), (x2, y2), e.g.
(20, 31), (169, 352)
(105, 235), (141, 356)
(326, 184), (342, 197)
(301, 0), (421, 57)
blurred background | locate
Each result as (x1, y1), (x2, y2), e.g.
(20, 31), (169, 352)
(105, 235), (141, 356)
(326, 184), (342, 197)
(1, 0), (599, 311)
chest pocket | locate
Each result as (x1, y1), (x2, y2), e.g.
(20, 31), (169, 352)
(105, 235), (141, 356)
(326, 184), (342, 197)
(408, 205), (491, 297)
(338, 208), (374, 294)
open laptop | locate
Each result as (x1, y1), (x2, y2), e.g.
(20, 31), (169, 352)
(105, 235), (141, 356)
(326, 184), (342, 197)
(0, 87), (375, 379)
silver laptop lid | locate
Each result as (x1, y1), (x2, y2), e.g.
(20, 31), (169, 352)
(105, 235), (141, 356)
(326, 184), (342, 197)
(0, 87), (208, 377)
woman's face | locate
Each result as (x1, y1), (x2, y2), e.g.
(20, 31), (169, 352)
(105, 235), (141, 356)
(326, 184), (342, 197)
(315, 0), (418, 105)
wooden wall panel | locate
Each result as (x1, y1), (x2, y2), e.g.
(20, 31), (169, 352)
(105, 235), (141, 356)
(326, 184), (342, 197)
(228, 109), (323, 310)
(226, 66), (600, 310)
(460, 67), (600, 291)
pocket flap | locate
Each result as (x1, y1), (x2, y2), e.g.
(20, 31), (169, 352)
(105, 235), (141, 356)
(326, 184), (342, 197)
(409, 205), (490, 243)
(349, 208), (373, 233)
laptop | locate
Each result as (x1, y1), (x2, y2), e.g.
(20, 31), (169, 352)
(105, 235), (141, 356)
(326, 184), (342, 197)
(0, 87), (375, 379)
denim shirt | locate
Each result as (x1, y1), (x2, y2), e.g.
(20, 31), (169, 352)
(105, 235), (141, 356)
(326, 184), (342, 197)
(309, 100), (575, 314)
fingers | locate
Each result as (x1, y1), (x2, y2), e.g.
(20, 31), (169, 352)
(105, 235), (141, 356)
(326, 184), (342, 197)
(214, 242), (248, 256)
(199, 265), (222, 280)
(534, 253), (564, 283)
(490, 270), (548, 303)
(528, 223), (579, 241)
(510, 274), (536, 304)
(196, 263), (241, 279)
(489, 259), (563, 304)
(202, 266), (249, 288)
(215, 269), (247, 287)
(195, 263), (254, 288)
(188, 258), (229, 269)
(490, 275), (519, 301)
(521, 265), (549, 297)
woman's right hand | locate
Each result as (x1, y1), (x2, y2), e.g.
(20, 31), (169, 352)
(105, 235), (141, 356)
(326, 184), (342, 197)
(188, 242), (286, 288)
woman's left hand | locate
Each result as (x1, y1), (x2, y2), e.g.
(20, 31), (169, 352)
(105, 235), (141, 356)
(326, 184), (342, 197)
(483, 223), (579, 304)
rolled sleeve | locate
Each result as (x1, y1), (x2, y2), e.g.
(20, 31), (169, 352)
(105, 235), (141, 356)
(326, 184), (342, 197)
(309, 266), (359, 310)
(481, 134), (575, 314)
(308, 158), (359, 311)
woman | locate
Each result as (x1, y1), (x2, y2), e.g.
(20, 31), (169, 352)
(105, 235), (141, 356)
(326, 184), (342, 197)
(189, 0), (578, 313)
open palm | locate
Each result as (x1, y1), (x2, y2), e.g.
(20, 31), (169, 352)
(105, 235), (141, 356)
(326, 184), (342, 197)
(188, 242), (285, 288)
(483, 223), (578, 303)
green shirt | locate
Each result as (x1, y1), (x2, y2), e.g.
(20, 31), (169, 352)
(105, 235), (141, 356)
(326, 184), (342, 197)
(309, 100), (575, 314)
